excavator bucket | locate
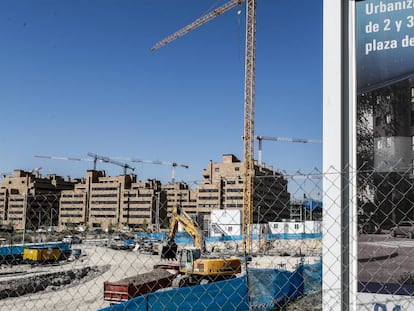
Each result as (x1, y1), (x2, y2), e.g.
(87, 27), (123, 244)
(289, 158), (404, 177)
(160, 242), (177, 260)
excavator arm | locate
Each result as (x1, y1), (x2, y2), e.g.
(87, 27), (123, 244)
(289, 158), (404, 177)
(161, 206), (205, 259)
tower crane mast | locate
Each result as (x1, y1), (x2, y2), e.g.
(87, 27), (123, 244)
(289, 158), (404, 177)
(152, 0), (256, 253)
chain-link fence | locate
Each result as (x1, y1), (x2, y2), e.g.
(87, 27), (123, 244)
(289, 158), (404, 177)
(1, 168), (414, 310)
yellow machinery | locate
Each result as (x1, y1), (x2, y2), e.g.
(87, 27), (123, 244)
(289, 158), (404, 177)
(161, 206), (241, 287)
(175, 247), (241, 287)
(160, 205), (204, 260)
(23, 246), (61, 263)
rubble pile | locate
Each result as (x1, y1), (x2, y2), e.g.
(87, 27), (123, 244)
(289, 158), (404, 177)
(0, 265), (109, 299)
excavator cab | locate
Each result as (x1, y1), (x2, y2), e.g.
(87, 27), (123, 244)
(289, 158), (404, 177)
(178, 248), (201, 273)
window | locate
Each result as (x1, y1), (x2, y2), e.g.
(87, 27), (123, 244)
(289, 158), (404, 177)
(214, 168), (219, 172)
(235, 167), (240, 171)
(412, 159), (414, 175)
(411, 87), (414, 102)
(385, 137), (391, 148)
(228, 226), (232, 232)
(386, 114), (392, 124)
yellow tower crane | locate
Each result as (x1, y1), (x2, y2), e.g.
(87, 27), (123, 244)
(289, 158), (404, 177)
(151, 0), (256, 254)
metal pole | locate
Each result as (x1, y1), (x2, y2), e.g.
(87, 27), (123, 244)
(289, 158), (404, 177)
(156, 192), (160, 233)
(257, 205), (261, 250)
(38, 210), (41, 230)
(22, 192), (27, 244)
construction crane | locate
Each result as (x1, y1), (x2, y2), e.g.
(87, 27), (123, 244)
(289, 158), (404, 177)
(127, 158), (189, 183)
(87, 153), (135, 175)
(256, 136), (322, 165)
(35, 154), (135, 175)
(151, 0), (256, 254)
(34, 154), (96, 169)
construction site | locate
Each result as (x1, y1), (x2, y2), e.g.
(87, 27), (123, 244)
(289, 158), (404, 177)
(0, 231), (321, 310)
(0, 0), (324, 310)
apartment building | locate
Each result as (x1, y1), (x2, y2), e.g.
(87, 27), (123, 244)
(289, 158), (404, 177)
(197, 154), (290, 225)
(0, 170), (75, 230)
(59, 170), (167, 231)
(1, 154), (290, 232)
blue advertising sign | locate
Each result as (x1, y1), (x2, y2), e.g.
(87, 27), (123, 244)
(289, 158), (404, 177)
(356, 1), (414, 306)
(357, 0), (414, 92)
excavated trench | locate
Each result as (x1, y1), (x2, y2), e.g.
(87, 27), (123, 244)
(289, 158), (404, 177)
(0, 264), (110, 299)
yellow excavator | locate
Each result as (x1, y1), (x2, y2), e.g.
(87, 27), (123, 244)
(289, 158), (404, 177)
(160, 206), (242, 287)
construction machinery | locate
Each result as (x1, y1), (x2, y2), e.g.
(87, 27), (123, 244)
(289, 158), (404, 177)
(34, 153), (135, 175)
(87, 152), (135, 175)
(152, 0), (256, 253)
(160, 205), (205, 260)
(161, 206), (241, 287)
(117, 157), (189, 183)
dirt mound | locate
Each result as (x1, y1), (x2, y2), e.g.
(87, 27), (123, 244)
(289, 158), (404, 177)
(0, 265), (110, 299)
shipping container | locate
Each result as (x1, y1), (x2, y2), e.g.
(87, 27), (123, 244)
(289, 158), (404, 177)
(23, 246), (61, 263)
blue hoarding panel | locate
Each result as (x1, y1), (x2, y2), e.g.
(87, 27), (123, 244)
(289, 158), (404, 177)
(356, 0), (414, 92)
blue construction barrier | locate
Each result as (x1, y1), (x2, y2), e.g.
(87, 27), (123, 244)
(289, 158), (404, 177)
(100, 262), (324, 311)
(147, 276), (249, 311)
(134, 232), (321, 245)
(302, 261), (322, 294)
(100, 276), (249, 311)
(135, 233), (167, 241)
(0, 242), (70, 257)
(248, 266), (304, 310)
(266, 233), (322, 240)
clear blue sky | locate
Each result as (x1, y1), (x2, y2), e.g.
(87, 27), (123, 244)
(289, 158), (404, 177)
(0, 0), (322, 184)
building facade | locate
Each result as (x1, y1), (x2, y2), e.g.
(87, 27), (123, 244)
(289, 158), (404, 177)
(1, 154), (291, 233)
(59, 170), (167, 231)
(0, 170), (75, 230)
(195, 154), (291, 229)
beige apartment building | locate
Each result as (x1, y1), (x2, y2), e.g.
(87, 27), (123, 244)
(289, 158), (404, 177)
(0, 154), (290, 232)
(195, 154), (290, 225)
(0, 170), (75, 230)
(160, 154), (291, 231)
(59, 170), (167, 232)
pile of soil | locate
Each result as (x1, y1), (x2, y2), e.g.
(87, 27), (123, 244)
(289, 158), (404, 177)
(0, 264), (110, 299)
(284, 291), (322, 311)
